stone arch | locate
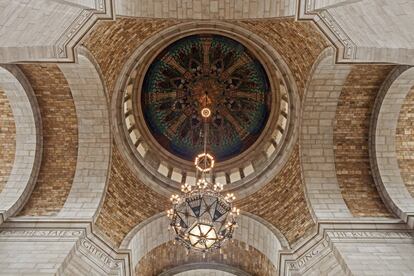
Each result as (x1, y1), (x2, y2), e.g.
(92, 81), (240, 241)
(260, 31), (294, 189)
(0, 65), (42, 222)
(301, 47), (352, 220)
(57, 49), (111, 219)
(160, 265), (248, 276)
(370, 66), (414, 226)
(121, 211), (288, 274)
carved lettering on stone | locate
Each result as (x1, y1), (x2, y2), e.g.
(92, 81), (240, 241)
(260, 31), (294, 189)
(0, 229), (84, 237)
(328, 231), (414, 240)
(79, 238), (119, 269)
(289, 240), (329, 270)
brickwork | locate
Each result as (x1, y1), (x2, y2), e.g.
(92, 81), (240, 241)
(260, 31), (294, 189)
(83, 17), (327, 246)
(18, 64), (78, 216)
(396, 86), (414, 197)
(115, 0), (296, 19)
(237, 144), (315, 244)
(236, 18), (329, 99)
(95, 143), (169, 246)
(334, 65), (394, 217)
(135, 240), (276, 275)
(82, 18), (179, 97)
(84, 18), (177, 245)
(0, 88), (16, 193)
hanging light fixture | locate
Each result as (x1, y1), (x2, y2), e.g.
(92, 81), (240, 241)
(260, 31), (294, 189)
(167, 107), (239, 254)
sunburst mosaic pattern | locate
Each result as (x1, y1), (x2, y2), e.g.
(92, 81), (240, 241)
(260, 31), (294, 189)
(142, 34), (271, 161)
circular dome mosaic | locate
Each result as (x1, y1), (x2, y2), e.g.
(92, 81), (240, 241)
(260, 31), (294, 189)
(142, 34), (271, 162)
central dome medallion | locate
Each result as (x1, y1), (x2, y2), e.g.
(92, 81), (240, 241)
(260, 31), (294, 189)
(142, 34), (271, 162)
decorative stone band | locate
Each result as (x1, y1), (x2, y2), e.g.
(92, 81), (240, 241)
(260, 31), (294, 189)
(327, 230), (414, 240)
(0, 0), (114, 63)
(0, 220), (131, 276)
(280, 220), (414, 275)
(1, 219), (412, 275)
(297, 0), (357, 62)
(0, 229), (83, 240)
(286, 239), (331, 272)
(54, 0), (115, 61)
(73, 237), (126, 274)
(113, 21), (300, 199)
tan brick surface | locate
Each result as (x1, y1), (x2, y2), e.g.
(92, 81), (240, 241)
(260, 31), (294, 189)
(0, 88), (16, 193)
(334, 65), (394, 217)
(18, 64), (78, 216)
(236, 18), (329, 99)
(83, 17), (327, 246)
(135, 240), (276, 275)
(237, 144), (315, 244)
(95, 143), (169, 246)
(396, 86), (414, 197)
(82, 18), (179, 97)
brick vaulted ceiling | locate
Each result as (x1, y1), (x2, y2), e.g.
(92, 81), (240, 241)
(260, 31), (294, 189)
(75, 16), (397, 248)
(81, 17), (330, 246)
(1, 1), (414, 275)
(2, 6), (412, 275)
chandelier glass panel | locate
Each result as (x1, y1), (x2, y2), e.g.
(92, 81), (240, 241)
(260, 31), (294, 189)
(167, 107), (239, 253)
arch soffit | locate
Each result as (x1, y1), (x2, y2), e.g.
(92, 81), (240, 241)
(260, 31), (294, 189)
(56, 50), (111, 220)
(370, 66), (414, 225)
(120, 211), (289, 272)
(0, 65), (42, 222)
(300, 47), (353, 221)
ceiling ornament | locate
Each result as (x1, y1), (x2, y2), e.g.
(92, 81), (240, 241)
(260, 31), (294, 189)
(142, 34), (270, 162)
(167, 107), (239, 255)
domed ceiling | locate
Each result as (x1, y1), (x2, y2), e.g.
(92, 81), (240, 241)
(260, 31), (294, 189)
(141, 34), (271, 162)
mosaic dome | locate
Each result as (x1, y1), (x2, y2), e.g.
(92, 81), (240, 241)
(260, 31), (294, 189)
(141, 35), (271, 162)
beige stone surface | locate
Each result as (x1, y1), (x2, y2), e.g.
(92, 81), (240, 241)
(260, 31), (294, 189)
(115, 0), (296, 19)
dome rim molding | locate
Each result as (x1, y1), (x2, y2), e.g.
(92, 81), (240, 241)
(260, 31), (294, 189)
(133, 33), (280, 170)
(112, 21), (301, 198)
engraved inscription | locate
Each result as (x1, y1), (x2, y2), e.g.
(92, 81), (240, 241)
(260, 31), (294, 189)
(80, 238), (119, 269)
(0, 229), (83, 237)
(328, 231), (414, 239)
(289, 240), (329, 270)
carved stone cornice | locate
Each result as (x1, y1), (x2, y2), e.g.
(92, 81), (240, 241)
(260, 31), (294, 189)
(0, 219), (131, 275)
(46, 0), (114, 62)
(297, 0), (357, 63)
(0, 228), (84, 240)
(279, 220), (414, 275)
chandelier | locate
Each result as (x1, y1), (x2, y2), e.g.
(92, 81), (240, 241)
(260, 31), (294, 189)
(167, 107), (239, 254)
